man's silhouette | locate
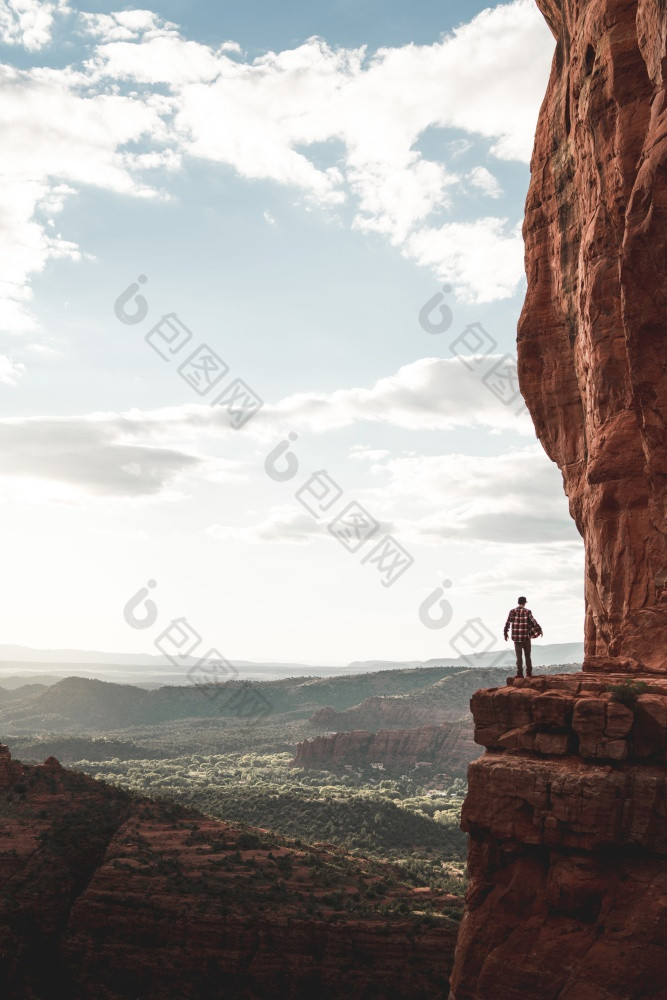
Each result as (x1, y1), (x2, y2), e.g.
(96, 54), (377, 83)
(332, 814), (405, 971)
(504, 596), (542, 677)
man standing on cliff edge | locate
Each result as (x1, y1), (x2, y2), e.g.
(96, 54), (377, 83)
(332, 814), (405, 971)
(504, 596), (543, 678)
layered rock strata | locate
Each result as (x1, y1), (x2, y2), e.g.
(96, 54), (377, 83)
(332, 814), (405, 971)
(293, 722), (479, 775)
(449, 674), (667, 998)
(470, 672), (667, 764)
(451, 0), (667, 994)
(517, 0), (667, 672)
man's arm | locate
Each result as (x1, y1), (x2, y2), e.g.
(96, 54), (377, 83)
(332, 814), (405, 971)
(503, 610), (513, 641)
(529, 611), (543, 637)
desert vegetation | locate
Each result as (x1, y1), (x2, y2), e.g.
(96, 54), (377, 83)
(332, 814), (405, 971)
(75, 751), (467, 892)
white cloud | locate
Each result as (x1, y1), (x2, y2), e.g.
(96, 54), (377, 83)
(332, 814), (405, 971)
(78, 9), (176, 42)
(458, 544), (584, 601)
(207, 507), (324, 545)
(0, 1), (554, 332)
(0, 0), (69, 51)
(0, 69), (173, 193)
(0, 354), (533, 498)
(468, 166), (502, 198)
(0, 64), (174, 333)
(350, 446), (391, 463)
(349, 446), (579, 546)
(90, 32), (224, 85)
(264, 356), (532, 435)
(204, 445), (579, 550)
(220, 40), (242, 55)
(0, 354), (26, 384)
(405, 217), (525, 302)
(82, 0), (551, 292)
(0, 414), (202, 496)
(0, 352), (532, 490)
(0, 175), (82, 332)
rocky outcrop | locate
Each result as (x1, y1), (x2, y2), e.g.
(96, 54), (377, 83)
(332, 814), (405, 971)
(0, 753), (462, 999)
(518, 0), (667, 672)
(470, 672), (667, 763)
(0, 743), (23, 788)
(293, 722), (480, 776)
(449, 673), (667, 998)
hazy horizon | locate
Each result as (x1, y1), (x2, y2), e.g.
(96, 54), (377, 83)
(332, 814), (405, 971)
(0, 639), (584, 688)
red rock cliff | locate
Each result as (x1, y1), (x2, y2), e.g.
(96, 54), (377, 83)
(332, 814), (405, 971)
(293, 722), (480, 777)
(449, 674), (667, 998)
(449, 3), (667, 996)
(518, 0), (667, 672)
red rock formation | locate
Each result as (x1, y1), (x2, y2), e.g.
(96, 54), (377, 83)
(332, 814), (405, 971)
(450, 835), (666, 998)
(450, 2), (667, 994)
(0, 743), (23, 788)
(0, 754), (462, 998)
(293, 722), (480, 776)
(449, 674), (667, 997)
(518, 0), (667, 672)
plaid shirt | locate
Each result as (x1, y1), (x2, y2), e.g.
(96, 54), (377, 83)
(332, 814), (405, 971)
(504, 606), (541, 642)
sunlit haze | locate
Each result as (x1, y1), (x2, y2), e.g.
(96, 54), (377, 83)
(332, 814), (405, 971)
(0, 0), (582, 664)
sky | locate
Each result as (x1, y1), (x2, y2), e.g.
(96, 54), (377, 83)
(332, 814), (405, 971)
(0, 0), (584, 667)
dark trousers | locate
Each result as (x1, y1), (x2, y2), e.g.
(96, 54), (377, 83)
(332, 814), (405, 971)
(514, 638), (532, 676)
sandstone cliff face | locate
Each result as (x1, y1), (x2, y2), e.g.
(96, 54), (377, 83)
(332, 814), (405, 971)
(293, 722), (480, 777)
(449, 675), (667, 998)
(518, 0), (667, 672)
(450, 2), (667, 995)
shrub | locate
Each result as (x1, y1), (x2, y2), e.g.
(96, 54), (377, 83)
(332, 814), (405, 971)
(606, 680), (649, 710)
(237, 832), (261, 849)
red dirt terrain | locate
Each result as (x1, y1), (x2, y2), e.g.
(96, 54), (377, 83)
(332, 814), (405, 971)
(0, 744), (462, 999)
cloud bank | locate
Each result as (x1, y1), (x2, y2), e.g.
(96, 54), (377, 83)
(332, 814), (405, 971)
(0, 0), (553, 333)
(0, 352), (534, 496)
(209, 444), (577, 549)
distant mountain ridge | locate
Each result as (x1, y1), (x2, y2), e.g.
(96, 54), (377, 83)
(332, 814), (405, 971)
(0, 663), (582, 737)
(348, 643), (585, 671)
(0, 643), (330, 669)
(308, 664), (582, 733)
(0, 667), (465, 733)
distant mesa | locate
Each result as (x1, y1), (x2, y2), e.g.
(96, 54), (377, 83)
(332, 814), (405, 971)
(293, 722), (479, 777)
